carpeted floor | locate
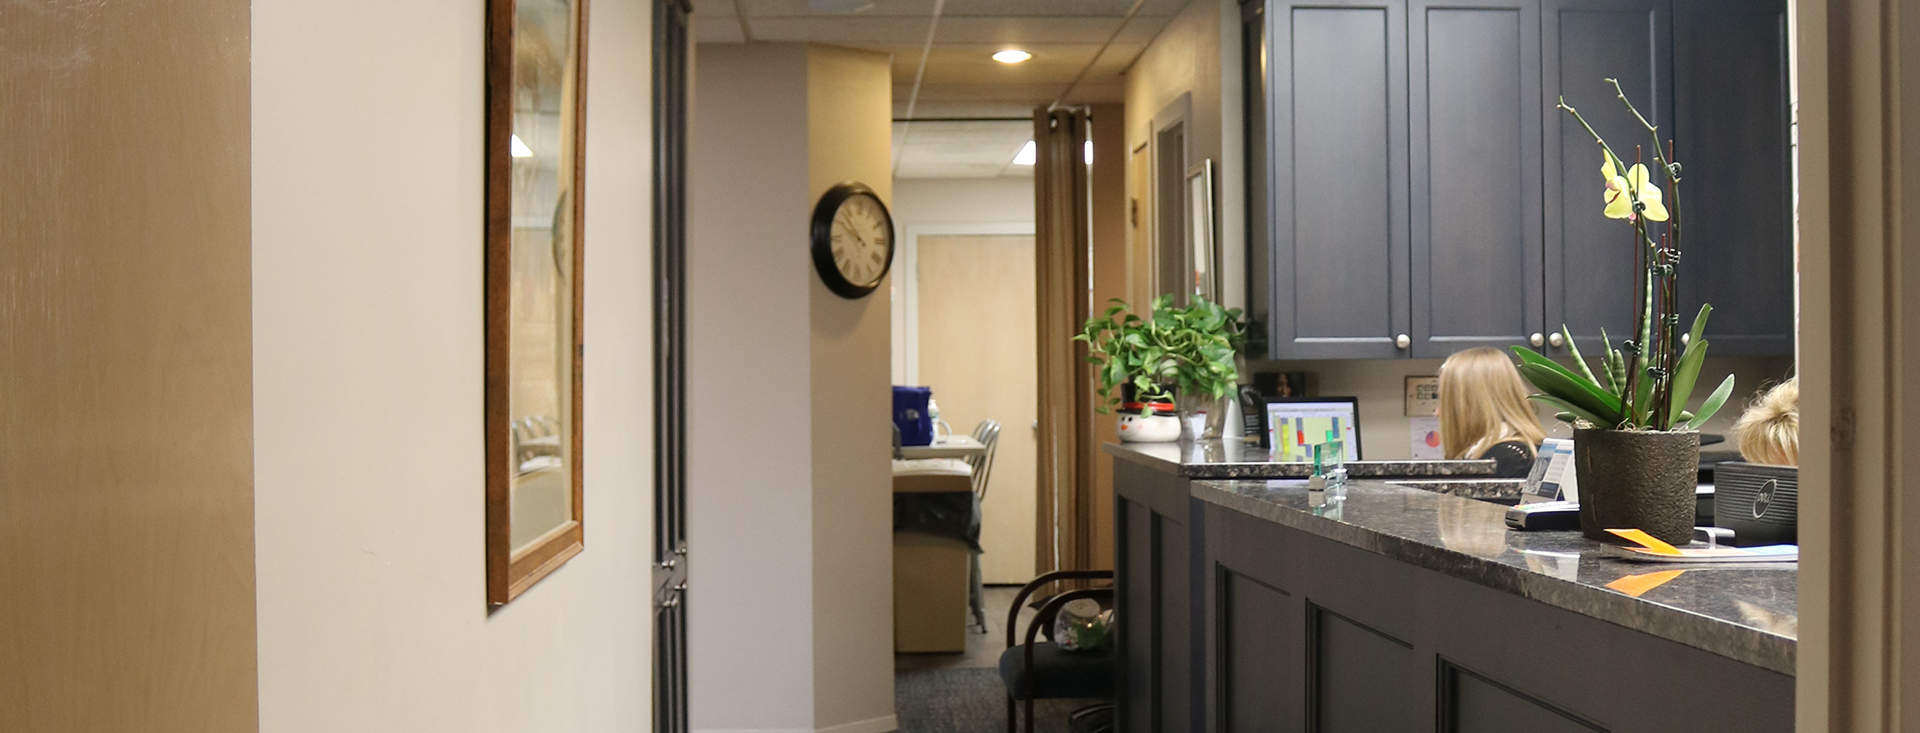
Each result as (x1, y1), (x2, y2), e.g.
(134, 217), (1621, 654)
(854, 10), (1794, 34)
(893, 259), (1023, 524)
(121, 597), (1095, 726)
(894, 667), (1097, 733)
(894, 587), (1106, 732)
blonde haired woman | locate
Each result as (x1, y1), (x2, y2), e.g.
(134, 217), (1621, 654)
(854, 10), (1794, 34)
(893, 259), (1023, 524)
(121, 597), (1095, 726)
(1439, 347), (1548, 478)
(1733, 377), (1798, 466)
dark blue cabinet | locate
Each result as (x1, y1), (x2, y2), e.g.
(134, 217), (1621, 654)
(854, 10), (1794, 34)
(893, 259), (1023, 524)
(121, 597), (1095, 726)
(1248, 0), (1794, 360)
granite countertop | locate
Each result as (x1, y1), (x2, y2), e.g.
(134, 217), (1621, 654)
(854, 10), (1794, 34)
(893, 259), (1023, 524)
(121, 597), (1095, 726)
(1192, 478), (1797, 674)
(1103, 440), (1498, 479)
(1388, 478), (1525, 501)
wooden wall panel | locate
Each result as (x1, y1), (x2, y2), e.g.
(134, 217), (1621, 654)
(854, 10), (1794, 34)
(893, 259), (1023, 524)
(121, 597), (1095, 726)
(0, 1), (257, 730)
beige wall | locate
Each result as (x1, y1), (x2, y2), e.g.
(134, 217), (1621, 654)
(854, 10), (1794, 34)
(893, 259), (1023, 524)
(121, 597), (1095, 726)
(688, 42), (818, 732)
(1, 2), (259, 730)
(805, 44), (897, 733)
(1124, 0), (1237, 310)
(251, 1), (655, 730)
(689, 42), (897, 733)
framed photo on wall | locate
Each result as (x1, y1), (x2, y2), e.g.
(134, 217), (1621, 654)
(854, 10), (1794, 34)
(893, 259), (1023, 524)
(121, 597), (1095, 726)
(1186, 158), (1218, 303)
(485, 0), (589, 605)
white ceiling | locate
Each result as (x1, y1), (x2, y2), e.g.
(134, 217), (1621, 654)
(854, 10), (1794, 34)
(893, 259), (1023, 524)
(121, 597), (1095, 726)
(691, 0), (1187, 178)
(889, 120), (1033, 178)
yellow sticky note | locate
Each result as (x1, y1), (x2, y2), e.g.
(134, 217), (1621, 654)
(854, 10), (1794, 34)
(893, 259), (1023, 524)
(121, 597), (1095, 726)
(1605, 528), (1683, 556)
(1606, 570), (1687, 598)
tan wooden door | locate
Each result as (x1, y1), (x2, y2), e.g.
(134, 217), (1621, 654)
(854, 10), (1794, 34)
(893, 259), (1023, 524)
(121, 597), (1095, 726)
(917, 234), (1038, 584)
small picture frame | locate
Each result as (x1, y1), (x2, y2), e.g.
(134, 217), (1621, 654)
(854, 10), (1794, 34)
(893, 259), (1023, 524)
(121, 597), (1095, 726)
(1186, 159), (1218, 302)
(1253, 371), (1308, 398)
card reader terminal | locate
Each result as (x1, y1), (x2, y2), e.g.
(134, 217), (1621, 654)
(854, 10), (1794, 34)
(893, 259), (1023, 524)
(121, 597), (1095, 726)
(1505, 501), (1582, 531)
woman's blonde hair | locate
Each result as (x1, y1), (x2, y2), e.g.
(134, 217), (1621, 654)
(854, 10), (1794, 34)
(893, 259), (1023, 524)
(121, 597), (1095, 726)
(1734, 377), (1799, 466)
(1439, 347), (1547, 460)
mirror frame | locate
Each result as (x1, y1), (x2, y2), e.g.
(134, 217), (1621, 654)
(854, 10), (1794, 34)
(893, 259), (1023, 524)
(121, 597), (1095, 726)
(484, 0), (589, 606)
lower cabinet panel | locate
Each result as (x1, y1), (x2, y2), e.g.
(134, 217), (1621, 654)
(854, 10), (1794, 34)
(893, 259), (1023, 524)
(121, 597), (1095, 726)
(1442, 662), (1607, 733)
(1120, 497), (1153, 733)
(1219, 571), (1297, 732)
(1310, 606), (1419, 733)
(1156, 511), (1193, 732)
(1200, 503), (1794, 733)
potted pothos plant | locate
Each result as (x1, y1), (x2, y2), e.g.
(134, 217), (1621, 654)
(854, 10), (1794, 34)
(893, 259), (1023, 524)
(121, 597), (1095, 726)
(1514, 80), (1737, 544)
(1077, 294), (1247, 442)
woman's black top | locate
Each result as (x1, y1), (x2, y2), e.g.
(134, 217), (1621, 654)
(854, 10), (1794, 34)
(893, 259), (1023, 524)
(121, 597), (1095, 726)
(1477, 439), (1537, 479)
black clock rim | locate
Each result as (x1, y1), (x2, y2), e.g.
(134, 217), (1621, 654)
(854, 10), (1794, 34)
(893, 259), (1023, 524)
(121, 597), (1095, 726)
(810, 180), (895, 299)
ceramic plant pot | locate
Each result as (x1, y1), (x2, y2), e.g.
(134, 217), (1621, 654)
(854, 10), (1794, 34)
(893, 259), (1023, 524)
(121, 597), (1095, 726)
(1117, 401), (1181, 443)
(1573, 427), (1701, 544)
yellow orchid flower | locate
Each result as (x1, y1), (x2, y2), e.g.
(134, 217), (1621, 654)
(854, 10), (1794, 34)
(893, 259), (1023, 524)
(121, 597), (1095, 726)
(1600, 156), (1669, 222)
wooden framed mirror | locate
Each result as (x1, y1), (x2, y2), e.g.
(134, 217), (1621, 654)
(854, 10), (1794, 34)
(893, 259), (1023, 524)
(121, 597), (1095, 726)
(485, 0), (588, 605)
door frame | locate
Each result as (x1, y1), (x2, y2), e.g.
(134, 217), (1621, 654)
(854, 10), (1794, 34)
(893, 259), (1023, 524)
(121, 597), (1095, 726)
(891, 221), (1037, 385)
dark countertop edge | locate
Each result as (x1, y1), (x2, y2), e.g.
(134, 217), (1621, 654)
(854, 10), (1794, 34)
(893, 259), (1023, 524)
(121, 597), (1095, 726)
(1101, 441), (1186, 475)
(1102, 441), (1499, 478)
(1191, 481), (1796, 676)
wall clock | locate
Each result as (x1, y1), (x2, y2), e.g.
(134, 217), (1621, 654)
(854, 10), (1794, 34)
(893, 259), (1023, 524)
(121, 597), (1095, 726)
(810, 181), (895, 299)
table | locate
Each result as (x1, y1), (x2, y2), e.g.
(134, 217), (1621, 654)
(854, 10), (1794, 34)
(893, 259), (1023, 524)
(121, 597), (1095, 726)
(896, 435), (986, 459)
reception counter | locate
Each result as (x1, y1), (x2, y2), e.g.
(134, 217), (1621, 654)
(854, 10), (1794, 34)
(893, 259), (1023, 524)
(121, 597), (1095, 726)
(1108, 441), (1794, 733)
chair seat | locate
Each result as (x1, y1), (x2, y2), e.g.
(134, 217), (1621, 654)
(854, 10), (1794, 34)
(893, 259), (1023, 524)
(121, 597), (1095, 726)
(998, 642), (1115, 701)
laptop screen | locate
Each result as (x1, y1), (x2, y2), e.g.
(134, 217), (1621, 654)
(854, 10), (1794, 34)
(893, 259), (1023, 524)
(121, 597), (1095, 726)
(1264, 398), (1362, 462)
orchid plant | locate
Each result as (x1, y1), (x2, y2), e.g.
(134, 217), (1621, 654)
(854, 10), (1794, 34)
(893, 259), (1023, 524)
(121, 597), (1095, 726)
(1511, 79), (1735, 432)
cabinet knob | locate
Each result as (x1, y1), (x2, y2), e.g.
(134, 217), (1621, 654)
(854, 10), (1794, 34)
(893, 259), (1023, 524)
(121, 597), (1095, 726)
(1395, 334), (1411, 349)
(1530, 332), (1545, 347)
(1548, 332), (1565, 348)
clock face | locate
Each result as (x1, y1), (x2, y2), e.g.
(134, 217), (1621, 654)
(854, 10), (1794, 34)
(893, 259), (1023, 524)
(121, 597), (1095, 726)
(810, 182), (895, 299)
(828, 193), (892, 288)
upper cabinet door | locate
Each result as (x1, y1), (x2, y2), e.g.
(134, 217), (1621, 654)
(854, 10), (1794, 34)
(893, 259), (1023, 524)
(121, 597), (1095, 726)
(1266, 0), (1411, 359)
(1408, 0), (1544, 359)
(1542, 0), (1672, 358)
(1673, 0), (1793, 356)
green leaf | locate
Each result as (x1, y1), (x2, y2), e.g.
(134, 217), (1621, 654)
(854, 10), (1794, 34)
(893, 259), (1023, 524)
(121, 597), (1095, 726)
(1687, 375), (1737, 430)
(1560, 325), (1605, 392)
(1528, 394), (1613, 428)
(1687, 303), (1713, 350)
(1511, 347), (1624, 416)
(1517, 361), (1624, 426)
(1667, 338), (1709, 426)
(1632, 365), (1657, 428)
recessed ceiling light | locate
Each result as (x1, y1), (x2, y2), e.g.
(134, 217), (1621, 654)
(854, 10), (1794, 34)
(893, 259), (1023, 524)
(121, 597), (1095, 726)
(993, 50), (1033, 64)
(510, 134), (534, 158)
(1012, 140), (1037, 166)
(809, 0), (874, 12)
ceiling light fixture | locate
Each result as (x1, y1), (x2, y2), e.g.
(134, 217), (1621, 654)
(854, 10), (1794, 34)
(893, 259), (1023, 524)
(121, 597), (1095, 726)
(509, 134), (534, 158)
(809, 0), (874, 12)
(993, 49), (1033, 64)
(1012, 140), (1037, 166)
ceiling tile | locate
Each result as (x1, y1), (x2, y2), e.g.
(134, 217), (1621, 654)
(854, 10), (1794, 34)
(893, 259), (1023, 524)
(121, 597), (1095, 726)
(736, 0), (937, 16)
(694, 17), (748, 43)
(894, 100), (1038, 119)
(742, 15), (1162, 45)
(728, 0), (1188, 19)
(691, 0), (737, 16)
(892, 119), (1034, 179)
(949, 0), (1190, 16)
